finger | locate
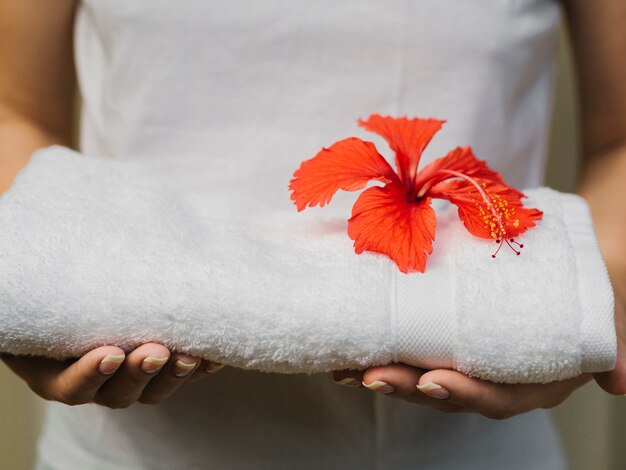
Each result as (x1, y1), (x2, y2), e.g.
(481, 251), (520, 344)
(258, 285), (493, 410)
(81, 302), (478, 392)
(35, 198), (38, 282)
(359, 364), (462, 413)
(331, 369), (364, 388)
(95, 343), (170, 409)
(186, 360), (225, 384)
(594, 353), (626, 395)
(362, 363), (424, 396)
(138, 353), (201, 404)
(3, 346), (125, 405)
(416, 370), (588, 419)
(415, 369), (523, 419)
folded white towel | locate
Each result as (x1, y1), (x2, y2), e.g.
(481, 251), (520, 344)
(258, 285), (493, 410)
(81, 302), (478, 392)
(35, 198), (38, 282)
(0, 146), (616, 383)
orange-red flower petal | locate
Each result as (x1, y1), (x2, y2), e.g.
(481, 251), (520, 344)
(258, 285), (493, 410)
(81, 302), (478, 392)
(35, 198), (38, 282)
(358, 114), (445, 187)
(347, 183), (436, 273)
(429, 179), (543, 240)
(413, 146), (521, 198)
(289, 137), (399, 212)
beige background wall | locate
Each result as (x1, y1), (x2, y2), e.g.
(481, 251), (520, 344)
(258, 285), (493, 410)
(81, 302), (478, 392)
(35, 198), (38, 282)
(1, 27), (625, 470)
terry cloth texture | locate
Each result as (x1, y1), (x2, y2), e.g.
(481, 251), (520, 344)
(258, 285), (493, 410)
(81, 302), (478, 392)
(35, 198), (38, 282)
(0, 146), (616, 383)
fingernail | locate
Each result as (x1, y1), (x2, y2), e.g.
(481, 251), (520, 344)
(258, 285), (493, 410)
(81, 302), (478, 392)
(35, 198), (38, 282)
(173, 359), (197, 377)
(362, 380), (395, 394)
(333, 377), (362, 388)
(99, 354), (125, 375)
(417, 382), (450, 399)
(141, 356), (169, 374)
(205, 362), (225, 373)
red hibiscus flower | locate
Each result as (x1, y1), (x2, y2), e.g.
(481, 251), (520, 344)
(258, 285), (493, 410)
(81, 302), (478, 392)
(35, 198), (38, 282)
(289, 114), (543, 273)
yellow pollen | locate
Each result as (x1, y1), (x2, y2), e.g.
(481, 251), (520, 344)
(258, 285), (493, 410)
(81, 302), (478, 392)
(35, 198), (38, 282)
(470, 188), (510, 239)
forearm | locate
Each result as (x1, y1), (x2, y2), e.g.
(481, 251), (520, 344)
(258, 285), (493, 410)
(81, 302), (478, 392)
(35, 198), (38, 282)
(578, 144), (626, 303)
(564, 0), (626, 300)
(0, 0), (77, 193)
(0, 108), (69, 193)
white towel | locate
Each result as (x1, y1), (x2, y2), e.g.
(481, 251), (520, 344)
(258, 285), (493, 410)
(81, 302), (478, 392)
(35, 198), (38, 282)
(0, 146), (616, 383)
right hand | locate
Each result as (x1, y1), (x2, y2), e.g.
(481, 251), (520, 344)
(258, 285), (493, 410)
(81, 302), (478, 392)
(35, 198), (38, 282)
(1, 343), (224, 408)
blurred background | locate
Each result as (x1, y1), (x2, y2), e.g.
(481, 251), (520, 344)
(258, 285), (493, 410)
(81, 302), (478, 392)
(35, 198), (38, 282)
(1, 25), (625, 470)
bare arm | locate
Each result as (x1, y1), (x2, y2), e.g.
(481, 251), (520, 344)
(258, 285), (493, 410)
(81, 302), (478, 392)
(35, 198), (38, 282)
(566, 0), (626, 297)
(564, 0), (626, 395)
(341, 0), (626, 413)
(0, 1), (217, 408)
(0, 0), (76, 192)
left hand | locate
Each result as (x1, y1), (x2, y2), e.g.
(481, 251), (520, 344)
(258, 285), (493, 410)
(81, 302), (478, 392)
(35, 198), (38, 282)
(332, 365), (590, 420)
(332, 304), (626, 419)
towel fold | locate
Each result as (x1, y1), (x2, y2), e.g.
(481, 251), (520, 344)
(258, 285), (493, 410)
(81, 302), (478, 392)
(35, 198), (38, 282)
(0, 146), (616, 383)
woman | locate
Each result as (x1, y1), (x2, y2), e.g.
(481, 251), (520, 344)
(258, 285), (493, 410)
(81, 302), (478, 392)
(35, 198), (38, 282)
(0, 0), (624, 468)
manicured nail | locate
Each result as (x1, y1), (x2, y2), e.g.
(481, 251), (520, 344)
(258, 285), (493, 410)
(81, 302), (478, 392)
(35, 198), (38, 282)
(205, 362), (225, 373)
(362, 380), (395, 394)
(141, 356), (169, 374)
(99, 354), (125, 375)
(173, 359), (197, 377)
(417, 383), (450, 399)
(333, 377), (362, 388)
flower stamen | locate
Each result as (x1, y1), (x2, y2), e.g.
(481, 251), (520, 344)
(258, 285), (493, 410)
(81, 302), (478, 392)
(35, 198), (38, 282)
(426, 169), (507, 232)
(492, 238), (522, 259)
(420, 169), (524, 258)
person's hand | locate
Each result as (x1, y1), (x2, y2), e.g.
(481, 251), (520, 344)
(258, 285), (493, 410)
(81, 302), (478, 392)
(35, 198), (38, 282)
(333, 365), (591, 419)
(332, 303), (626, 418)
(1, 343), (224, 408)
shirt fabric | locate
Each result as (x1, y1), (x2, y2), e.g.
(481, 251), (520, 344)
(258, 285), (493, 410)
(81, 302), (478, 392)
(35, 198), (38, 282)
(36, 1), (568, 468)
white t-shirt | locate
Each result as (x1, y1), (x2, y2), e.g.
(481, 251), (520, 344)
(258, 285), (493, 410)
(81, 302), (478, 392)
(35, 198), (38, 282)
(36, 1), (568, 468)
